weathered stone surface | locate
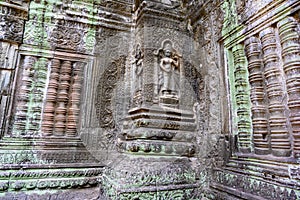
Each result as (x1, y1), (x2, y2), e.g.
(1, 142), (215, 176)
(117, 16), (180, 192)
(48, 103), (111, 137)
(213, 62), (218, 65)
(0, 0), (299, 199)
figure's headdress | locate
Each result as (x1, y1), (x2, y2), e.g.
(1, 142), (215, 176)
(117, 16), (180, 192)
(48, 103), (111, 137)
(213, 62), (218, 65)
(163, 40), (173, 52)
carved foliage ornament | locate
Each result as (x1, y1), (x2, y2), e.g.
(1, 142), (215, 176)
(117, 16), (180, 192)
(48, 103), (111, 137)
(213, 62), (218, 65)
(95, 56), (126, 129)
(0, 16), (24, 43)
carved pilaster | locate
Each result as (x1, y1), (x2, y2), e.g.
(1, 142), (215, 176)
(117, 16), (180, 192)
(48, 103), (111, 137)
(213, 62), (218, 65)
(260, 27), (291, 157)
(245, 37), (270, 155)
(0, 42), (17, 138)
(278, 17), (300, 158)
(232, 45), (252, 153)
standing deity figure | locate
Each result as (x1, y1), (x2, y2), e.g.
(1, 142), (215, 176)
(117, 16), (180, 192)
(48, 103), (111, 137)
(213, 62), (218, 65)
(159, 41), (180, 96)
(133, 44), (143, 92)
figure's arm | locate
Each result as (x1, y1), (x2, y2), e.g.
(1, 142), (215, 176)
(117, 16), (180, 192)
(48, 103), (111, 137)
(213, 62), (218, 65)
(137, 59), (143, 66)
(172, 56), (180, 70)
(160, 59), (166, 71)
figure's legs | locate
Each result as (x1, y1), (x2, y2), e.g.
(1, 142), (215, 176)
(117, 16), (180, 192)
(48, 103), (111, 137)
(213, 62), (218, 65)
(163, 73), (170, 92)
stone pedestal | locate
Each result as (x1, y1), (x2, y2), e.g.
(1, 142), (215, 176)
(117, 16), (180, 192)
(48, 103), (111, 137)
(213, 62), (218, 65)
(101, 155), (200, 199)
(101, 103), (200, 199)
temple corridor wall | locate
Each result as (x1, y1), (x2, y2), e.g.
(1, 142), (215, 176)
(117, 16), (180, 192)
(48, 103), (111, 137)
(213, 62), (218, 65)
(0, 0), (299, 199)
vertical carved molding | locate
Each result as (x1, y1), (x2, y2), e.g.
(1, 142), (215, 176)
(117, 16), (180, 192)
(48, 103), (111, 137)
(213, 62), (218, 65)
(278, 17), (300, 158)
(232, 45), (252, 153)
(13, 56), (36, 136)
(42, 59), (61, 136)
(66, 62), (84, 137)
(260, 27), (291, 157)
(245, 37), (270, 155)
(0, 43), (17, 138)
(54, 61), (72, 136)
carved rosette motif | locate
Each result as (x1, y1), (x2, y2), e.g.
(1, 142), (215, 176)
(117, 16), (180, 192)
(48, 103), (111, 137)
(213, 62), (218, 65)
(0, 2), (29, 44)
(41, 59), (85, 137)
(232, 45), (252, 153)
(245, 37), (270, 155)
(278, 17), (300, 158)
(260, 27), (291, 157)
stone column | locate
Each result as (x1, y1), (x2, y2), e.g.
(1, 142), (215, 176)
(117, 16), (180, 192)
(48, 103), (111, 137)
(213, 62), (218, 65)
(278, 17), (300, 158)
(260, 27), (291, 157)
(245, 37), (270, 155)
(232, 44), (252, 153)
(13, 56), (49, 136)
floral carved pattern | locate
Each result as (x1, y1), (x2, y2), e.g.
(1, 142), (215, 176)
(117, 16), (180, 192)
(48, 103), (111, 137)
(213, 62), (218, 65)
(95, 56), (126, 130)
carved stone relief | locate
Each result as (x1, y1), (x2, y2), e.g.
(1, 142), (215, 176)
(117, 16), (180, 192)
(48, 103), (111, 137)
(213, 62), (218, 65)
(0, 1), (29, 43)
(155, 40), (181, 107)
(96, 56), (126, 131)
(0, 0), (299, 199)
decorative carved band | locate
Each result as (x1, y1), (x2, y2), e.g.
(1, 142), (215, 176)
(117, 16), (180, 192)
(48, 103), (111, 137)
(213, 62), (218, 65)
(245, 36), (270, 155)
(278, 17), (300, 158)
(260, 27), (291, 157)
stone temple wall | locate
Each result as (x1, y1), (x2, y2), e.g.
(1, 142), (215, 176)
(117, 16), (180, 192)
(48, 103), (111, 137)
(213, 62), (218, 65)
(0, 0), (299, 199)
